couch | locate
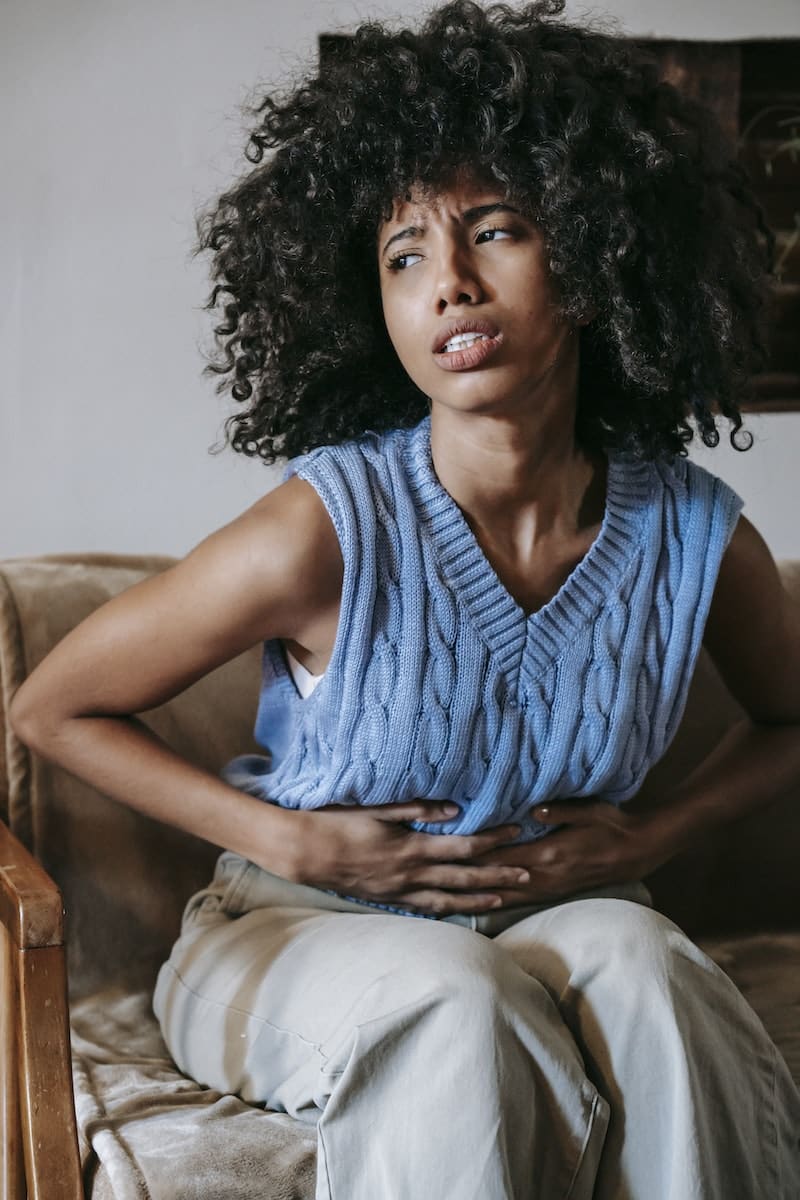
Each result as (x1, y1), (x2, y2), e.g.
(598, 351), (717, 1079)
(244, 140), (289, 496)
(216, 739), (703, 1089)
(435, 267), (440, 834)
(1, 553), (798, 1199)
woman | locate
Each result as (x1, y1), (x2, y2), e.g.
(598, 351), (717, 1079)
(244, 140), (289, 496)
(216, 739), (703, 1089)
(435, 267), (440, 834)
(11, 2), (800, 1196)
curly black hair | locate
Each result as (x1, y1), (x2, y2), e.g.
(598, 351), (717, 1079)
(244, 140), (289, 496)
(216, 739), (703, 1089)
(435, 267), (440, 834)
(199, 0), (772, 462)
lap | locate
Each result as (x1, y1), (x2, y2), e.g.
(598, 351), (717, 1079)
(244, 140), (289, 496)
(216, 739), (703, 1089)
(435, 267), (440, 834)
(152, 856), (800, 1193)
(154, 855), (638, 1108)
(154, 853), (663, 1060)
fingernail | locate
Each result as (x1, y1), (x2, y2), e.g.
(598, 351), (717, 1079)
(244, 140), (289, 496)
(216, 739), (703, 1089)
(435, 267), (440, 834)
(535, 807), (550, 819)
(490, 897), (503, 908)
(516, 871), (530, 883)
(442, 804), (459, 815)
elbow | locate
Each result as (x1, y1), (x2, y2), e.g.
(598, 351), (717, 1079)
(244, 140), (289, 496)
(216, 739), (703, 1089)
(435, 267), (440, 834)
(8, 682), (58, 755)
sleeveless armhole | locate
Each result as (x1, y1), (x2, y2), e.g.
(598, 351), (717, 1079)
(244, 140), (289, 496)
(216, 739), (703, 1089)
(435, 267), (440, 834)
(281, 442), (381, 752)
(680, 456), (745, 572)
(660, 457), (745, 747)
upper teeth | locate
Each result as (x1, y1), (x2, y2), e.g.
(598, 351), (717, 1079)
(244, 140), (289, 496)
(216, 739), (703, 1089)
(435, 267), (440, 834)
(442, 332), (490, 353)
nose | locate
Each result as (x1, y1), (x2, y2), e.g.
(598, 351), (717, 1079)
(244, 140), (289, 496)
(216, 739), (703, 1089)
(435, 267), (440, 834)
(434, 242), (485, 311)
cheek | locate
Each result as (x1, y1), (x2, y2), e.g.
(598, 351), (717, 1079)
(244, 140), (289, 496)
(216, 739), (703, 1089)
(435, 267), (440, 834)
(391, 334), (429, 387)
(382, 295), (424, 369)
(518, 292), (567, 347)
(379, 286), (403, 347)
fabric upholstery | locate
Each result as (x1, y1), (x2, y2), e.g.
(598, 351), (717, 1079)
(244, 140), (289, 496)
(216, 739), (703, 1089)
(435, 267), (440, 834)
(71, 989), (316, 1200)
(0, 555), (262, 998)
(1, 552), (798, 1197)
(67, 928), (799, 1199)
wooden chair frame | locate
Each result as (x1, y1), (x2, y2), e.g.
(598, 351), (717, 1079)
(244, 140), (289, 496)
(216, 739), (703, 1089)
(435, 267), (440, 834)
(0, 818), (82, 1200)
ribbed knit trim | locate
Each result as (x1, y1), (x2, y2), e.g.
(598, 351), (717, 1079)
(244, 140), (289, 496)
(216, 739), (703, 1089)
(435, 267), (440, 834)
(403, 417), (654, 689)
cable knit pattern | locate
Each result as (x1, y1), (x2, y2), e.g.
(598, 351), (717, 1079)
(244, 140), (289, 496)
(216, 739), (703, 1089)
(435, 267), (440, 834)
(224, 417), (743, 912)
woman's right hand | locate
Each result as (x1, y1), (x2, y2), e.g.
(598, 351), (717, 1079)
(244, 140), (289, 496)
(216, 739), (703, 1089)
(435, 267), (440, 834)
(280, 800), (529, 915)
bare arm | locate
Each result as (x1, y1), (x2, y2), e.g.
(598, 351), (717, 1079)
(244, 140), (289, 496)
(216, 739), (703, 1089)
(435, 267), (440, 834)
(10, 477), (522, 913)
(623, 513), (800, 859)
(471, 515), (800, 902)
(9, 476), (342, 876)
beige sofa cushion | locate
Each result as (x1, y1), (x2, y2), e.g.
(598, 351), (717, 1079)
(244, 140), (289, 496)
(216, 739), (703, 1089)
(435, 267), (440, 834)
(71, 989), (317, 1200)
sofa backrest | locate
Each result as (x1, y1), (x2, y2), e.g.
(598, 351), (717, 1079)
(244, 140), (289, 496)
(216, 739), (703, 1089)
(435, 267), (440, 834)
(1, 553), (799, 998)
(0, 555), (261, 998)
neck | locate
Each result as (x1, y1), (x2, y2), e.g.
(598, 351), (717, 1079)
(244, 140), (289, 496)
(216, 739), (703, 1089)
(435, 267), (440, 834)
(428, 374), (599, 546)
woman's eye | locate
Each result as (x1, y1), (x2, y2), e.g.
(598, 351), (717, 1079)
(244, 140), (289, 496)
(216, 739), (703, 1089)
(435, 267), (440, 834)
(476, 226), (514, 243)
(387, 252), (423, 271)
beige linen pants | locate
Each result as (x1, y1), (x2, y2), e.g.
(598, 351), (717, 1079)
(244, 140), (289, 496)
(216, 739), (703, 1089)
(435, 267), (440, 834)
(154, 852), (800, 1200)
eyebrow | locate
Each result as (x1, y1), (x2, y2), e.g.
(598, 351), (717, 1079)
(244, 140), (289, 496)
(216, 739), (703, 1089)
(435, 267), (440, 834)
(380, 202), (521, 258)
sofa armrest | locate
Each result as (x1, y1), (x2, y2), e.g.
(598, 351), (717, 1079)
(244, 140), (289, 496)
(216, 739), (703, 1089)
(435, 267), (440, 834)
(0, 819), (64, 949)
(0, 820), (82, 1199)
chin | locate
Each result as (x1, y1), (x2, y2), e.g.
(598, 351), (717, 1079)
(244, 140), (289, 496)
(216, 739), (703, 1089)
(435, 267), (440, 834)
(423, 373), (501, 403)
(428, 383), (524, 417)
(428, 395), (500, 417)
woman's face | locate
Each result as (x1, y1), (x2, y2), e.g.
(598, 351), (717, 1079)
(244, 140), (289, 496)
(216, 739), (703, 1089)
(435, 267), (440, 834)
(376, 174), (577, 419)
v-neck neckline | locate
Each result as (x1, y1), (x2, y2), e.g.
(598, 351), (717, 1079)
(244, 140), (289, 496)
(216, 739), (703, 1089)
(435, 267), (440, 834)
(404, 417), (653, 690)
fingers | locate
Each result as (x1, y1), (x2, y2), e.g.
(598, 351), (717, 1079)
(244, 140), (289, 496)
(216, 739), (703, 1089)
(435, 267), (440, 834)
(391, 889), (506, 916)
(377, 842), (529, 915)
(415, 863), (530, 890)
(413, 825), (522, 860)
(532, 800), (617, 825)
(373, 800), (461, 823)
(350, 800), (528, 849)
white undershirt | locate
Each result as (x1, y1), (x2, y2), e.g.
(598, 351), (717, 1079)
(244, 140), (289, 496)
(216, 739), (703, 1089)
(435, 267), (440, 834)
(285, 647), (324, 699)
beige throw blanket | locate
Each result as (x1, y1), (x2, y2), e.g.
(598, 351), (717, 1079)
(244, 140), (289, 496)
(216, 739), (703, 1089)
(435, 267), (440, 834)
(70, 988), (317, 1200)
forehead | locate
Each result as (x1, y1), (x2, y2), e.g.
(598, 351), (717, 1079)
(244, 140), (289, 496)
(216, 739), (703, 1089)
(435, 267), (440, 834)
(379, 171), (511, 228)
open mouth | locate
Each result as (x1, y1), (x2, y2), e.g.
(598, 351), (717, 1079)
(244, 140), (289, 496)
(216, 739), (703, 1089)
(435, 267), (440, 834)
(434, 330), (503, 371)
(440, 331), (492, 354)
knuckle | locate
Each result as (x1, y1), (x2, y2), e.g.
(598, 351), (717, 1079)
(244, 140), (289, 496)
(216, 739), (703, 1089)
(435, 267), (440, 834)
(412, 891), (441, 914)
(391, 864), (411, 888)
(399, 836), (423, 863)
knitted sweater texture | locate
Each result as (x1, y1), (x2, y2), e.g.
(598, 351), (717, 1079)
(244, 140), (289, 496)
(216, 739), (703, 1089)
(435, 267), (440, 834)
(224, 417), (743, 850)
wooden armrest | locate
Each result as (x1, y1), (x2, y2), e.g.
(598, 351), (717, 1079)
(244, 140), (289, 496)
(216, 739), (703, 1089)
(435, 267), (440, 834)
(0, 820), (64, 949)
(0, 822), (82, 1199)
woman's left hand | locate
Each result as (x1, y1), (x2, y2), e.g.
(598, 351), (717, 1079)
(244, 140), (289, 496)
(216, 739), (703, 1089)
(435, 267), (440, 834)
(468, 800), (669, 906)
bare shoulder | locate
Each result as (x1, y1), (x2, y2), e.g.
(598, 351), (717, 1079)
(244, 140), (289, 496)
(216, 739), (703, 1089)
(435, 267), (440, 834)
(10, 475), (343, 724)
(703, 514), (800, 722)
(174, 473), (343, 646)
(234, 473), (342, 588)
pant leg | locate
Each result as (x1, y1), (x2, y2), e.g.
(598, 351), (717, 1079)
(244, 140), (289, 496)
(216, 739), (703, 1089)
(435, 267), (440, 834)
(154, 856), (609, 1200)
(495, 897), (800, 1200)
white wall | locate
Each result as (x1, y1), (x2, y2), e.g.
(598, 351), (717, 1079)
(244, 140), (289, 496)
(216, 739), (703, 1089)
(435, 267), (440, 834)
(3, 0), (799, 561)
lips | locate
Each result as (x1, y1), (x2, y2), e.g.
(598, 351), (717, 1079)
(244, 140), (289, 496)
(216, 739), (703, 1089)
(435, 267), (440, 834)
(432, 318), (501, 355)
(432, 318), (503, 372)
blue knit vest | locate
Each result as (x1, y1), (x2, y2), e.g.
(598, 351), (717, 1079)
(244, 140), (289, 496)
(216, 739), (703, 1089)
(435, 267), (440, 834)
(224, 417), (742, 852)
